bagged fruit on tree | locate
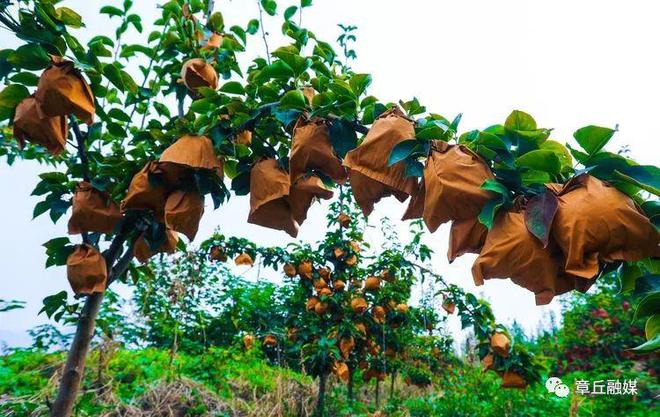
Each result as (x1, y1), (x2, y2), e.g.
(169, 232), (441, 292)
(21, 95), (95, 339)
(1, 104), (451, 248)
(407, 141), (495, 232)
(501, 372), (526, 389)
(160, 134), (222, 171)
(448, 217), (488, 262)
(549, 174), (659, 279)
(134, 228), (179, 263)
(181, 58), (218, 92)
(332, 361), (350, 383)
(290, 117), (347, 183)
(234, 253), (253, 266)
(66, 244), (107, 295)
(247, 158), (298, 237)
(68, 181), (122, 235)
(35, 57), (95, 124)
(164, 190), (204, 241)
(344, 107), (418, 216)
(472, 209), (569, 305)
(13, 96), (67, 155)
(121, 161), (170, 220)
(288, 175), (334, 225)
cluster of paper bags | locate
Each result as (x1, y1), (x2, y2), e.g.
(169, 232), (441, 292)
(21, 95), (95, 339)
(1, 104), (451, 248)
(13, 58), (658, 303)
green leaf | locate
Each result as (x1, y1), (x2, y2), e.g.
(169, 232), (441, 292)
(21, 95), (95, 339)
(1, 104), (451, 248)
(631, 334), (660, 352)
(284, 6), (298, 20)
(108, 108), (131, 122)
(9, 72), (40, 86)
(539, 140), (573, 171)
(405, 159), (424, 178)
(515, 150), (561, 175)
(100, 5), (123, 17)
(505, 110), (536, 131)
(633, 291), (660, 321)
(618, 263), (643, 294)
(614, 165), (660, 196)
(0, 84), (29, 121)
(328, 119), (358, 159)
(219, 81), (245, 95)
(634, 275), (660, 297)
(573, 125), (616, 155)
(279, 89), (307, 110)
(7, 44), (51, 70)
(53, 7), (83, 27)
(247, 19), (260, 35)
(103, 63), (125, 91)
(524, 190), (558, 247)
(646, 314), (660, 340)
(208, 11), (224, 32)
(348, 74), (372, 97)
(301, 0), (312, 6)
(481, 179), (509, 196)
(387, 139), (427, 167)
(260, 0), (277, 16)
(478, 196), (505, 230)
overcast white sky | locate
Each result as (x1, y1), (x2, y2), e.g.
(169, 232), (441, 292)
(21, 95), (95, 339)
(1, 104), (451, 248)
(1, 0), (659, 347)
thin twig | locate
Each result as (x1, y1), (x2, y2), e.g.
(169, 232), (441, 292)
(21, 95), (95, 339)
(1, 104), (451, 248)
(257, 0), (271, 64)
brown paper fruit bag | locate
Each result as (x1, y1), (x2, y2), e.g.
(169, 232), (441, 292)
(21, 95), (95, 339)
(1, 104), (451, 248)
(160, 134), (222, 171)
(501, 372), (527, 389)
(66, 244), (107, 295)
(247, 158), (299, 237)
(289, 175), (334, 225)
(290, 117), (348, 184)
(35, 57), (95, 124)
(551, 174), (660, 279)
(201, 33), (223, 50)
(121, 161), (169, 220)
(164, 190), (204, 241)
(13, 97), (68, 155)
(471, 210), (565, 305)
(344, 107), (418, 216)
(419, 141), (495, 232)
(134, 228), (179, 264)
(181, 58), (218, 92)
(332, 362), (350, 383)
(68, 181), (122, 235)
(447, 217), (488, 262)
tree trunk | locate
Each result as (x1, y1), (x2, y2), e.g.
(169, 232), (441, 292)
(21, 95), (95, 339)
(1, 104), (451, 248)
(50, 292), (104, 417)
(389, 371), (395, 400)
(50, 230), (133, 417)
(347, 365), (354, 402)
(315, 374), (327, 417)
(375, 378), (380, 409)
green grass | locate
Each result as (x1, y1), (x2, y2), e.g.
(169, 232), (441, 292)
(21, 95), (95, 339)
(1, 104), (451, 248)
(0, 347), (655, 417)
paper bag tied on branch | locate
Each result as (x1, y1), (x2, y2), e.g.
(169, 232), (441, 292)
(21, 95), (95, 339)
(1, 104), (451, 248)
(247, 158), (299, 237)
(13, 97), (68, 155)
(550, 174), (659, 279)
(133, 228), (179, 264)
(165, 190), (204, 241)
(68, 181), (122, 235)
(448, 217), (488, 262)
(290, 117), (348, 184)
(160, 134), (223, 171)
(121, 161), (170, 220)
(181, 58), (218, 92)
(66, 244), (107, 295)
(407, 141), (495, 232)
(35, 57), (95, 125)
(344, 107), (418, 216)
(289, 175), (334, 225)
(472, 210), (567, 305)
